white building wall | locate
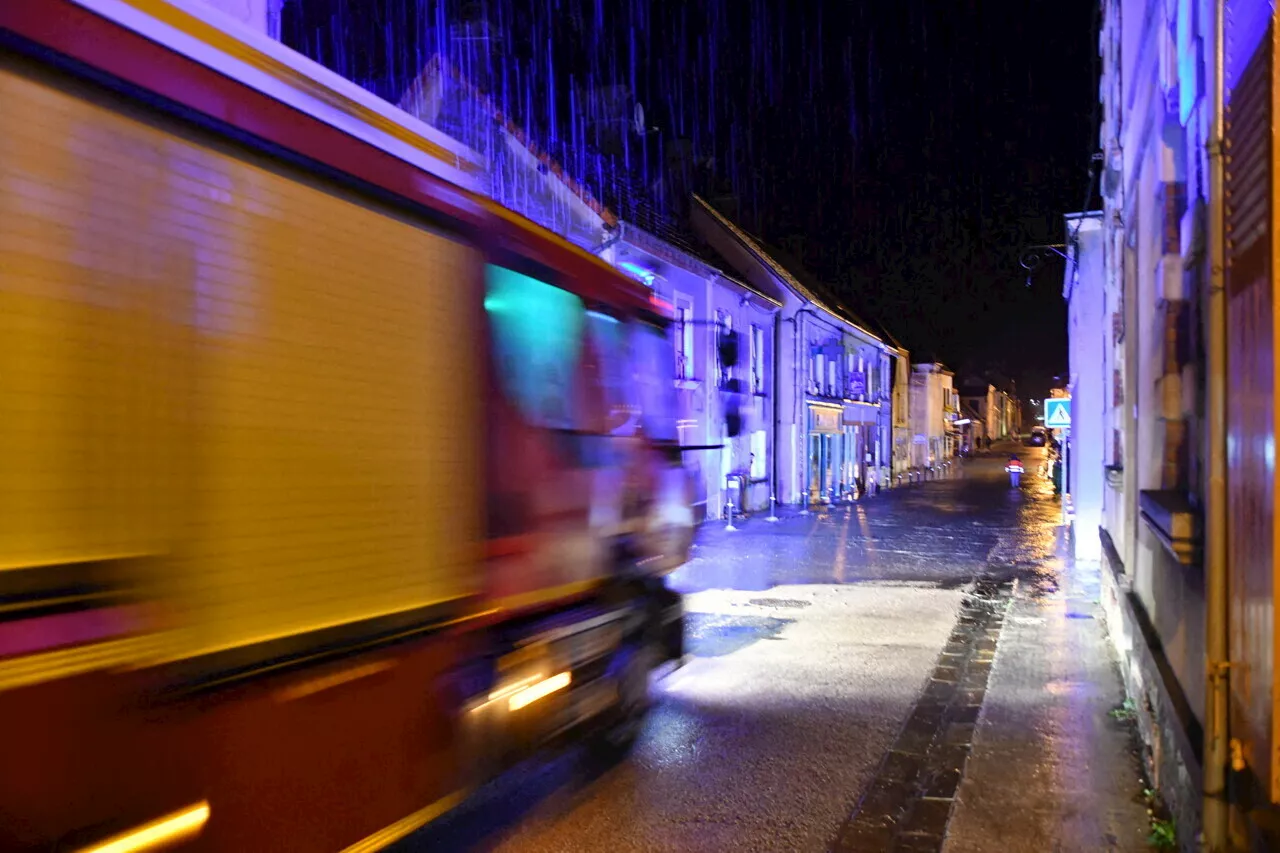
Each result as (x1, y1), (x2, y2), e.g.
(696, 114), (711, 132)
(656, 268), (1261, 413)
(1065, 214), (1106, 562)
(689, 197), (895, 505)
(708, 278), (778, 517)
(910, 364), (950, 466)
(605, 230), (780, 521)
(1097, 0), (1214, 753)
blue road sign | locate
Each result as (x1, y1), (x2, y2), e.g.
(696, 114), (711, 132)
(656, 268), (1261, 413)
(1044, 397), (1072, 429)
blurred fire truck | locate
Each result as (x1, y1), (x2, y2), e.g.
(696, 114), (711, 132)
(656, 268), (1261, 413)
(0, 1), (716, 850)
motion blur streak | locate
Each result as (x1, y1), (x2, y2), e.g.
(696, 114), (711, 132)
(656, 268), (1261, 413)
(339, 792), (469, 853)
(509, 672), (573, 711)
(76, 802), (209, 853)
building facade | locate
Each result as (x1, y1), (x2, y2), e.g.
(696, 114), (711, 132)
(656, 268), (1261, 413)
(692, 196), (896, 506)
(1063, 212), (1105, 562)
(909, 363), (957, 468)
(1081, 1), (1280, 848)
(600, 225), (780, 520)
(958, 380), (998, 447)
(998, 390), (1022, 438)
(891, 346), (914, 476)
(958, 375), (1022, 446)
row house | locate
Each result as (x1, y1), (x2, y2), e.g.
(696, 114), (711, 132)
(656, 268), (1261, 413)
(908, 363), (958, 468)
(600, 225), (781, 521)
(691, 196), (897, 506)
(998, 391), (1022, 437)
(958, 378), (1022, 446)
(891, 346), (914, 477)
(957, 379), (998, 449)
(1070, 0), (1280, 848)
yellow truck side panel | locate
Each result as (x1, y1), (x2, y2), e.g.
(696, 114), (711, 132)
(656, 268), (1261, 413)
(0, 61), (481, 660)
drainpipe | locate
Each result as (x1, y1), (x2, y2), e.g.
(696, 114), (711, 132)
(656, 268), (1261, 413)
(732, 286), (783, 513)
(1203, 0), (1230, 848)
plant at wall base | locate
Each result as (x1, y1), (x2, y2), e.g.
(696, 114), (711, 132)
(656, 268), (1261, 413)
(1147, 817), (1176, 850)
(1108, 698), (1137, 721)
(1140, 785), (1176, 851)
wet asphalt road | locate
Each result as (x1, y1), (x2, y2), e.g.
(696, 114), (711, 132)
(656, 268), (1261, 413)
(399, 445), (1062, 853)
(671, 445), (1061, 593)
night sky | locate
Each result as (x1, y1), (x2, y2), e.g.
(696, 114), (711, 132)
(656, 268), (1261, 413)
(284, 0), (1100, 398)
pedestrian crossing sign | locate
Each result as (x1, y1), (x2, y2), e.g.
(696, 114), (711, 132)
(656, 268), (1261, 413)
(1044, 397), (1072, 429)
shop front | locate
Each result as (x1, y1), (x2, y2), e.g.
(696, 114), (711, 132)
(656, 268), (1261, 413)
(842, 402), (882, 497)
(806, 402), (844, 504)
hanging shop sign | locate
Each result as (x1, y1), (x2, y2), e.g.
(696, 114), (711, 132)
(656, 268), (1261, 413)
(809, 405), (842, 434)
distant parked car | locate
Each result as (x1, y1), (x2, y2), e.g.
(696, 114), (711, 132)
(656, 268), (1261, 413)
(1027, 427), (1047, 447)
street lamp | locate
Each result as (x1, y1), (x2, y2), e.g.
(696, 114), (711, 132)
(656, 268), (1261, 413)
(1018, 243), (1074, 288)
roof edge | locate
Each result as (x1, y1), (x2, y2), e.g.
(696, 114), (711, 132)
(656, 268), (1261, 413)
(693, 194), (886, 346)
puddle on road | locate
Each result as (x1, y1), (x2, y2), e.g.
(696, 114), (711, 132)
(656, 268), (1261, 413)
(684, 613), (794, 658)
(746, 597), (812, 609)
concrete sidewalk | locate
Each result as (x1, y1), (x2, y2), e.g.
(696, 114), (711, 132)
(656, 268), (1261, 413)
(941, 528), (1152, 852)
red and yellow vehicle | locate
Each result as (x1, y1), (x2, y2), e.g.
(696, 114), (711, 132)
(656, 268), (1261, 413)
(0, 2), (700, 850)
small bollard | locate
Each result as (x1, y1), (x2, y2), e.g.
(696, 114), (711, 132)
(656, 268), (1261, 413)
(766, 493), (779, 522)
(725, 497), (737, 531)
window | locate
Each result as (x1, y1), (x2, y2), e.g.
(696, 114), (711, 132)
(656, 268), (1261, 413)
(674, 296), (694, 380)
(749, 324), (764, 394)
(848, 352), (866, 401)
(716, 310), (733, 388)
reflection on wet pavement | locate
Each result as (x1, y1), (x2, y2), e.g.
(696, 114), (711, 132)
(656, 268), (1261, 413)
(397, 446), (1115, 853)
(684, 612), (794, 657)
(671, 446), (1063, 593)
(941, 539), (1152, 853)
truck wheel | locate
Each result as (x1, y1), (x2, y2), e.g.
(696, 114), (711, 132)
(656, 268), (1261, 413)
(590, 639), (657, 763)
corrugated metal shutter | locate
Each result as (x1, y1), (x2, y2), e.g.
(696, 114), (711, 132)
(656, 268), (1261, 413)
(0, 65), (480, 668)
(1224, 16), (1279, 804)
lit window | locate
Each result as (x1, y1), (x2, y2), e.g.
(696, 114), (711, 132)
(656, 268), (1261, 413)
(749, 325), (764, 394)
(675, 296), (694, 380)
(716, 310), (733, 388)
